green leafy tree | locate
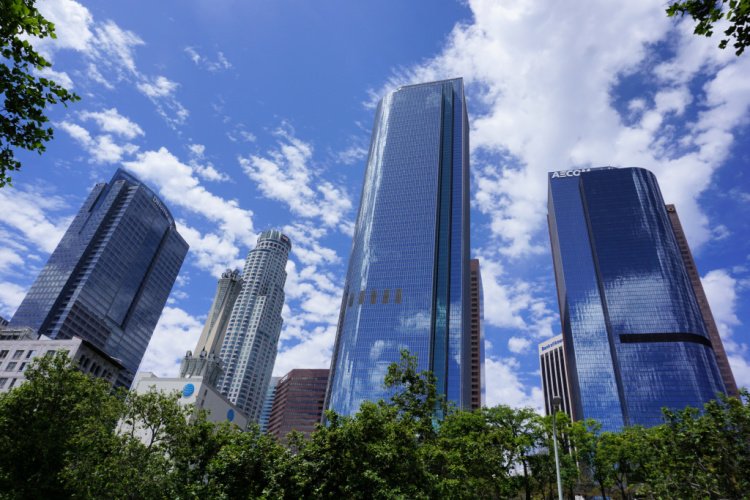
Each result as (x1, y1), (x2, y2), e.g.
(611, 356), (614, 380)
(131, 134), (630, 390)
(1, 0), (80, 187)
(642, 390), (750, 499)
(667, 0), (750, 55)
(0, 353), (120, 499)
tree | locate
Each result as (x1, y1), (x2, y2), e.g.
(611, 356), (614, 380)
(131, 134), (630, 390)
(0, 353), (121, 499)
(1, 0), (80, 187)
(641, 390), (750, 498)
(667, 0), (750, 55)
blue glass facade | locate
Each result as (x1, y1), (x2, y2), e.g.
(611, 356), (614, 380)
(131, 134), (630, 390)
(10, 169), (188, 387)
(548, 167), (726, 431)
(325, 79), (471, 417)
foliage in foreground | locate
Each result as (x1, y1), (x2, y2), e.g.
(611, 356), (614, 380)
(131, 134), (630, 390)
(0, 0), (80, 187)
(667, 0), (750, 56)
(0, 351), (748, 499)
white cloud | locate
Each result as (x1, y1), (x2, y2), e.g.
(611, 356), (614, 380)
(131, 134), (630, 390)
(36, 67), (74, 89)
(702, 269), (742, 347)
(184, 47), (232, 71)
(38, 1), (189, 127)
(273, 324), (336, 376)
(137, 75), (178, 98)
(508, 336), (532, 354)
(36, 0), (94, 55)
(79, 108), (144, 139)
(139, 307), (203, 376)
(335, 145), (368, 165)
(372, 0), (750, 258)
(187, 144), (231, 183)
(0, 188), (70, 253)
(91, 20), (144, 76)
(484, 355), (543, 410)
(239, 124), (352, 230)
(59, 121), (139, 164)
(0, 281), (29, 319)
(136, 76), (189, 127)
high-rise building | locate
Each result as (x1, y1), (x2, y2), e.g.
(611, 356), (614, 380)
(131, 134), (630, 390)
(666, 204), (738, 397)
(180, 269), (242, 386)
(217, 230), (291, 421)
(469, 259), (485, 410)
(10, 169), (188, 387)
(325, 78), (471, 417)
(547, 166), (726, 431)
(268, 368), (328, 441)
(259, 376), (280, 433)
(538, 334), (572, 418)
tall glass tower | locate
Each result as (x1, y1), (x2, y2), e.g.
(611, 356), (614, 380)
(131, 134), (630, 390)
(547, 166), (726, 431)
(10, 169), (188, 387)
(217, 230), (291, 421)
(325, 78), (471, 417)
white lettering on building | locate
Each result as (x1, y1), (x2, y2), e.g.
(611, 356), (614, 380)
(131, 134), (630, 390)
(551, 168), (591, 179)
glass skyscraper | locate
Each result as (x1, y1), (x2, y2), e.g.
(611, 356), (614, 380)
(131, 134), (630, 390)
(547, 166), (726, 431)
(10, 168), (188, 387)
(217, 230), (291, 421)
(325, 78), (471, 416)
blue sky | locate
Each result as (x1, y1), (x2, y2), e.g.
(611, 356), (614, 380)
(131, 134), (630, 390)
(2, 0), (749, 409)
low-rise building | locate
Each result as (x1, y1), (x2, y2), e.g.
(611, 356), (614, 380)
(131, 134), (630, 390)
(132, 373), (248, 429)
(0, 333), (123, 392)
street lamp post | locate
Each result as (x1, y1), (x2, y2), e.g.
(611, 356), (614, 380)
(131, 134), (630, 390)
(551, 395), (563, 500)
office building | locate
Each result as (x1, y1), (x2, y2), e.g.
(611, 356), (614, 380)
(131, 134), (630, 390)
(0, 335), (123, 392)
(216, 230), (291, 421)
(268, 369), (328, 440)
(180, 269), (242, 386)
(325, 78), (471, 417)
(10, 169), (188, 387)
(128, 373), (248, 442)
(259, 376), (280, 433)
(538, 335), (572, 418)
(666, 204), (738, 396)
(547, 166), (726, 431)
(469, 259), (485, 410)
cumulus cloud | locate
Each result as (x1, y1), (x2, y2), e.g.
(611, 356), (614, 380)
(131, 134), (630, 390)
(139, 307), (203, 376)
(239, 124), (353, 231)
(79, 108), (144, 139)
(0, 188), (70, 253)
(508, 336), (532, 354)
(372, 0), (750, 257)
(485, 355), (543, 410)
(0, 281), (29, 319)
(59, 110), (141, 164)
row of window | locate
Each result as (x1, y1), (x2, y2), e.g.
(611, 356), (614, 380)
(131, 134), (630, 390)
(0, 349), (35, 361)
(347, 288), (403, 307)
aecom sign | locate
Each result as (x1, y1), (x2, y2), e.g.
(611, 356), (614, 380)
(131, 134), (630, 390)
(551, 168), (591, 179)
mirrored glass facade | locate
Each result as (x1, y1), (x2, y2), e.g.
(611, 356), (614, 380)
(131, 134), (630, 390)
(325, 79), (471, 417)
(10, 169), (188, 387)
(548, 167), (726, 431)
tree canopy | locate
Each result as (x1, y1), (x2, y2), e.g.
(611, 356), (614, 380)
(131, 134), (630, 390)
(0, 351), (747, 499)
(0, 0), (79, 187)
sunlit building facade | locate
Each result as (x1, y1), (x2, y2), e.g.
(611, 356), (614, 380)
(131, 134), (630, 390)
(547, 166), (726, 431)
(10, 169), (188, 387)
(325, 78), (471, 416)
(217, 230), (291, 422)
